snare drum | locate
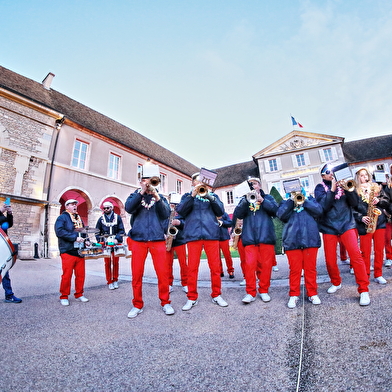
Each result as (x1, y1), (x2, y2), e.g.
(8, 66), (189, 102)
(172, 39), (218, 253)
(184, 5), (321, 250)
(78, 245), (104, 258)
(0, 228), (17, 283)
(114, 245), (126, 256)
(102, 246), (112, 257)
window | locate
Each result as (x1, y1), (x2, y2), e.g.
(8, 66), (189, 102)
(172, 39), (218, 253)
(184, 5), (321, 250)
(176, 180), (183, 194)
(300, 177), (310, 192)
(226, 190), (234, 205)
(108, 153), (120, 180)
(269, 159), (278, 172)
(137, 164), (143, 182)
(323, 148), (333, 162)
(160, 173), (167, 193)
(296, 153), (306, 167)
(71, 140), (88, 169)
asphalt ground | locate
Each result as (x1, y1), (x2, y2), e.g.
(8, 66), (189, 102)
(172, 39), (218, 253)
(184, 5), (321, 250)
(2, 249), (392, 392)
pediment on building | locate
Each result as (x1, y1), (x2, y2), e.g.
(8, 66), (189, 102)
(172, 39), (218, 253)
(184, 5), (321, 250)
(253, 131), (344, 159)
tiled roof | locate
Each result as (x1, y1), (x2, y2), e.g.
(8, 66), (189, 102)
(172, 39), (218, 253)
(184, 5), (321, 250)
(343, 135), (392, 163)
(213, 160), (259, 188)
(0, 65), (199, 177)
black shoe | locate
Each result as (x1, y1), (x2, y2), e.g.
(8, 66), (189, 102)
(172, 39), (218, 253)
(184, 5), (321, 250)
(220, 273), (224, 277)
(229, 273), (235, 279)
(4, 295), (22, 303)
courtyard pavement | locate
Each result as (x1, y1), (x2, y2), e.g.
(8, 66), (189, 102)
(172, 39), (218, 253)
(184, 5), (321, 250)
(2, 249), (392, 392)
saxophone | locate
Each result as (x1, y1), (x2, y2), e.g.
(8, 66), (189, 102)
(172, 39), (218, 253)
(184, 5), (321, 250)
(231, 219), (243, 250)
(165, 209), (179, 251)
(366, 184), (382, 234)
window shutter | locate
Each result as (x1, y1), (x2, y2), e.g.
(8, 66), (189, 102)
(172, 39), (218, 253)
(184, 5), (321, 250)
(264, 160), (271, 173)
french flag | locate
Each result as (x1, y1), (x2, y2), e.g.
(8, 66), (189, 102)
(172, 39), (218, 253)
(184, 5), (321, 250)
(291, 116), (303, 128)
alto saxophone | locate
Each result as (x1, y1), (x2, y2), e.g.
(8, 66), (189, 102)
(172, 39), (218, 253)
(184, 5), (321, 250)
(165, 209), (179, 251)
(232, 220), (242, 250)
(366, 184), (382, 234)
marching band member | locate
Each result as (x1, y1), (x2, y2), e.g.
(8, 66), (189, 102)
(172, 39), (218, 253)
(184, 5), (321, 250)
(176, 172), (228, 311)
(315, 164), (370, 306)
(95, 201), (125, 290)
(125, 163), (173, 318)
(54, 199), (89, 306)
(277, 187), (323, 308)
(165, 194), (188, 294)
(217, 211), (235, 279)
(382, 165), (392, 267)
(353, 168), (389, 284)
(1, 199), (22, 303)
(233, 177), (278, 304)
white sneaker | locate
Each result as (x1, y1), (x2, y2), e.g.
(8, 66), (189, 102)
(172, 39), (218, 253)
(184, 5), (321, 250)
(127, 307), (143, 318)
(341, 259), (350, 265)
(113, 281), (119, 289)
(327, 284), (342, 294)
(385, 259), (392, 268)
(259, 293), (271, 302)
(162, 304), (175, 315)
(108, 283), (115, 290)
(60, 299), (69, 306)
(169, 285), (173, 293)
(287, 296), (298, 309)
(242, 294), (256, 304)
(182, 286), (188, 293)
(350, 268), (354, 275)
(239, 279), (246, 286)
(182, 299), (198, 311)
(370, 265), (374, 271)
(359, 292), (370, 306)
(75, 296), (89, 302)
(272, 266), (279, 272)
(308, 295), (321, 305)
(374, 276), (387, 284)
(212, 295), (228, 307)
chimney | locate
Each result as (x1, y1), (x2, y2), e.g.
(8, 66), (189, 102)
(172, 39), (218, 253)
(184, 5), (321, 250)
(42, 72), (55, 90)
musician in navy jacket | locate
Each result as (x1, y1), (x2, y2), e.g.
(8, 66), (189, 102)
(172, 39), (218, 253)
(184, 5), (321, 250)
(277, 190), (322, 308)
(315, 164), (370, 306)
(176, 172), (228, 311)
(125, 171), (172, 318)
(217, 212), (235, 278)
(233, 177), (278, 304)
(95, 201), (125, 290)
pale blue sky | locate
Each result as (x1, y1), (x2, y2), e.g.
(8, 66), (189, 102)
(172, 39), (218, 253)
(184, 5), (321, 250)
(1, 0), (392, 169)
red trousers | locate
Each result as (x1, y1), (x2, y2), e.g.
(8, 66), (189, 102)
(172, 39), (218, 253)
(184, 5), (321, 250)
(166, 244), (188, 287)
(104, 252), (119, 284)
(244, 244), (275, 296)
(186, 240), (222, 300)
(59, 253), (85, 299)
(360, 229), (385, 278)
(219, 240), (234, 274)
(322, 229), (369, 293)
(385, 222), (392, 260)
(128, 238), (170, 309)
(286, 248), (318, 297)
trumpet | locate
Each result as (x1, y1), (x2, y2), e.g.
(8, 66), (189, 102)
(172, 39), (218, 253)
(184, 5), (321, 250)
(195, 183), (208, 197)
(246, 190), (258, 203)
(339, 179), (356, 192)
(291, 191), (305, 206)
(148, 176), (161, 187)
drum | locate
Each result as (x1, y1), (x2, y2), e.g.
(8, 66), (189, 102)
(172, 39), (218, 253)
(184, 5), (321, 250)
(114, 245), (126, 256)
(78, 245), (104, 258)
(102, 246), (112, 257)
(0, 228), (17, 283)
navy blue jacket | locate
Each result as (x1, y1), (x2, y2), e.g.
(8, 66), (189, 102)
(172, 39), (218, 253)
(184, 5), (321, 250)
(233, 190), (278, 246)
(218, 212), (233, 241)
(314, 180), (359, 236)
(95, 212), (125, 243)
(277, 197), (322, 251)
(55, 211), (86, 256)
(125, 190), (170, 242)
(176, 192), (224, 242)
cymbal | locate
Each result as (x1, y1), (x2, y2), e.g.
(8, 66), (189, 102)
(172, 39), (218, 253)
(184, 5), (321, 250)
(75, 227), (100, 234)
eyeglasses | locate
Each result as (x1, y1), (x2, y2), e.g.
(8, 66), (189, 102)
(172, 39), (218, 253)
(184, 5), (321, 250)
(103, 207), (112, 210)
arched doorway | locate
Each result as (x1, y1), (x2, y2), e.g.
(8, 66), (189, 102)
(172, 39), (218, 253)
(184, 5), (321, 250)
(60, 190), (89, 225)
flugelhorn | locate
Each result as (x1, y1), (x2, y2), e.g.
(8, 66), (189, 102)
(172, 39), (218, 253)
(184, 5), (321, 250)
(148, 176), (161, 187)
(291, 191), (305, 206)
(195, 183), (208, 197)
(339, 179), (356, 192)
(246, 190), (258, 203)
